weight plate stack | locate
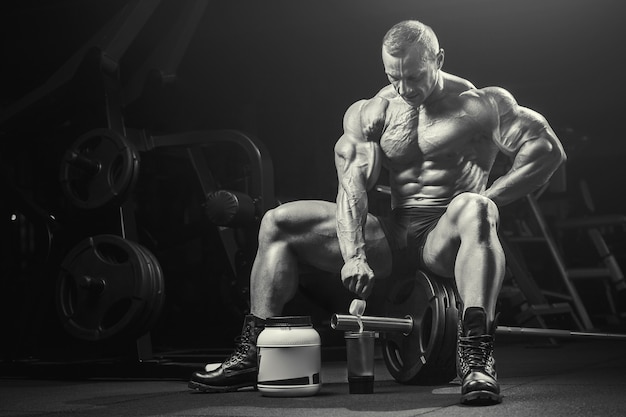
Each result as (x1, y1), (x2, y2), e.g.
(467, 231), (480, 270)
(382, 270), (459, 385)
(131, 241), (166, 338)
(56, 234), (164, 341)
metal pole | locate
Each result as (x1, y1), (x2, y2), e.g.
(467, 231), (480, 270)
(496, 326), (626, 341)
(332, 313), (626, 341)
(331, 314), (413, 334)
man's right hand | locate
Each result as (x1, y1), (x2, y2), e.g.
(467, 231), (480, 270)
(340, 257), (375, 299)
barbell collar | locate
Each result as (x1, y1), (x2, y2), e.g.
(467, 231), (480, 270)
(331, 313), (413, 335)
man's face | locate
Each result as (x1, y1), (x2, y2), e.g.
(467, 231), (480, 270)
(382, 44), (440, 107)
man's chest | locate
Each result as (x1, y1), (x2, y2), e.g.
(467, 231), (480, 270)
(379, 100), (494, 164)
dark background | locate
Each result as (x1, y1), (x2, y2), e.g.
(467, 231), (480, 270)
(2, 0), (625, 205)
(1, 0), (625, 359)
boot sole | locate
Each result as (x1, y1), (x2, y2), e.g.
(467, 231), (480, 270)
(461, 390), (503, 405)
(188, 380), (256, 393)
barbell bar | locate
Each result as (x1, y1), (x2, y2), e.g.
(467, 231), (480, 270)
(496, 325), (626, 341)
(332, 313), (626, 342)
(331, 314), (413, 334)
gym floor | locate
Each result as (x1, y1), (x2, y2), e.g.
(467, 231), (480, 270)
(1, 337), (625, 417)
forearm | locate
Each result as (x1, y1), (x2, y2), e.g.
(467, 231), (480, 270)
(483, 163), (553, 206)
(336, 184), (369, 262)
(484, 139), (566, 206)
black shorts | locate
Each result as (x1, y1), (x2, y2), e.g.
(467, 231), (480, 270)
(376, 206), (447, 277)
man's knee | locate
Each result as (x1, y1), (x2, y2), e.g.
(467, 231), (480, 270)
(258, 205), (292, 243)
(258, 201), (313, 244)
(447, 193), (499, 236)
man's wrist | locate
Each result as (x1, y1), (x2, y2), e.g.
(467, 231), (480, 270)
(346, 254), (366, 263)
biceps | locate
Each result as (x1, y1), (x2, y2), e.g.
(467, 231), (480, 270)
(335, 137), (381, 190)
(511, 137), (557, 169)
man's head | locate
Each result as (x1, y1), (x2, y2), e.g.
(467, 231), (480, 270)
(382, 20), (444, 107)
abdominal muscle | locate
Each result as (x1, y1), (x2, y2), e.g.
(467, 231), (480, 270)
(386, 157), (491, 209)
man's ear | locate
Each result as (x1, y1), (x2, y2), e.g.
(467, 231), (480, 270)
(437, 48), (445, 69)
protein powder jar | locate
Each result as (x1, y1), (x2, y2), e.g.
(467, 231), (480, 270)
(257, 316), (321, 397)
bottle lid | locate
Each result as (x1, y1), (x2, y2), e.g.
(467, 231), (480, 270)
(265, 316), (312, 327)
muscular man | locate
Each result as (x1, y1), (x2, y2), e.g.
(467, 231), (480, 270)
(189, 20), (565, 405)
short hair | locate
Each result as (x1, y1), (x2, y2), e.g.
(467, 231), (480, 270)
(382, 20), (440, 59)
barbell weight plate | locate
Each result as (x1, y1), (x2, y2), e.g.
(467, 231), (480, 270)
(59, 129), (139, 210)
(424, 274), (460, 383)
(56, 235), (152, 341)
(382, 271), (458, 385)
(121, 240), (158, 339)
(130, 243), (165, 337)
(141, 244), (165, 334)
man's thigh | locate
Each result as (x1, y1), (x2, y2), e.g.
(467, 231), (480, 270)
(421, 210), (460, 278)
(276, 200), (393, 278)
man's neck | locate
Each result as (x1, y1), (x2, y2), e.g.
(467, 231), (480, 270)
(423, 71), (445, 107)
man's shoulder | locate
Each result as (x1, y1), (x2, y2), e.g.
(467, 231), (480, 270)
(439, 71), (515, 105)
(343, 90), (394, 126)
(341, 95), (390, 139)
(461, 86), (517, 107)
(441, 72), (476, 94)
(374, 85), (397, 100)
(437, 73), (487, 111)
(444, 84), (517, 121)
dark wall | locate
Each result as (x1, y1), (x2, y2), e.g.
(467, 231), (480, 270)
(2, 0), (626, 208)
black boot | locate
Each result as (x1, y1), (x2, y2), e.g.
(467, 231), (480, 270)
(189, 315), (265, 393)
(457, 307), (502, 405)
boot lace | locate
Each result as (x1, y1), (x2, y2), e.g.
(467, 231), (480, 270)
(224, 325), (252, 366)
(458, 335), (495, 376)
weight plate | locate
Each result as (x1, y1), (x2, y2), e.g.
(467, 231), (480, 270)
(131, 243), (165, 337)
(56, 235), (152, 341)
(59, 129), (139, 210)
(424, 275), (460, 383)
(382, 271), (458, 385)
(122, 241), (157, 339)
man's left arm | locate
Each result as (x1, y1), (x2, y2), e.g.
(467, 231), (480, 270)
(481, 87), (567, 206)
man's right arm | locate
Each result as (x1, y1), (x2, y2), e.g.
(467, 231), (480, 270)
(334, 98), (387, 298)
